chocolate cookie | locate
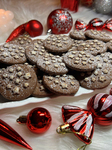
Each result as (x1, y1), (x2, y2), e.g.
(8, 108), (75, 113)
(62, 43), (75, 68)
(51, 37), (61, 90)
(70, 30), (86, 40)
(106, 40), (112, 52)
(85, 30), (111, 42)
(63, 51), (97, 71)
(0, 43), (27, 65)
(25, 41), (47, 64)
(79, 63), (111, 89)
(77, 39), (107, 55)
(68, 40), (84, 52)
(43, 74), (79, 95)
(32, 71), (52, 97)
(0, 64), (37, 101)
(36, 53), (68, 75)
(43, 34), (73, 53)
(10, 35), (33, 48)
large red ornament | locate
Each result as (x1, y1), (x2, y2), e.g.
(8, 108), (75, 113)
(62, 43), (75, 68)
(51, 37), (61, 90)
(47, 9), (73, 34)
(87, 93), (112, 126)
(17, 107), (52, 134)
(0, 119), (32, 150)
(57, 90), (112, 147)
(61, 0), (80, 12)
(25, 20), (43, 37)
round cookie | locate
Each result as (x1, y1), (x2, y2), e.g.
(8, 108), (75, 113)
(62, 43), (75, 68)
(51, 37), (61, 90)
(32, 71), (52, 97)
(36, 53), (68, 75)
(25, 41), (47, 64)
(79, 63), (111, 90)
(68, 40), (84, 52)
(85, 30), (111, 42)
(0, 43), (27, 65)
(70, 30), (86, 40)
(10, 35), (33, 48)
(43, 74), (79, 95)
(0, 64), (37, 101)
(63, 51), (97, 72)
(77, 39), (107, 56)
(43, 34), (73, 53)
(106, 40), (112, 52)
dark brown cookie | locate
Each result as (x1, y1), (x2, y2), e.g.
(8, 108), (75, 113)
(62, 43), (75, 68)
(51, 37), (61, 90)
(32, 71), (52, 97)
(43, 74), (79, 95)
(43, 34), (73, 53)
(63, 51), (97, 71)
(85, 30), (111, 42)
(79, 63), (111, 90)
(25, 40), (47, 64)
(0, 43), (27, 65)
(70, 30), (86, 40)
(36, 53), (68, 75)
(77, 39), (107, 55)
(68, 40), (84, 52)
(0, 64), (37, 101)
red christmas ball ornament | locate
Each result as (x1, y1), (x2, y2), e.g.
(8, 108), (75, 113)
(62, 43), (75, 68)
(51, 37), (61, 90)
(87, 93), (112, 126)
(47, 9), (73, 34)
(25, 20), (43, 37)
(17, 107), (52, 134)
(87, 18), (104, 30)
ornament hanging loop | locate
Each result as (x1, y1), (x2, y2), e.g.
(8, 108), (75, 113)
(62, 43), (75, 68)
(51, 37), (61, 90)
(56, 123), (71, 134)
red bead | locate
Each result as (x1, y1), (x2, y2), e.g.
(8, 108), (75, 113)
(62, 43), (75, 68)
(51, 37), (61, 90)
(87, 93), (112, 126)
(62, 105), (94, 144)
(25, 20), (43, 37)
(47, 9), (73, 34)
(26, 107), (52, 134)
(75, 19), (87, 31)
(87, 18), (104, 30)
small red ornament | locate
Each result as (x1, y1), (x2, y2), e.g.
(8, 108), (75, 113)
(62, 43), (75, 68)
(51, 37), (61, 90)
(81, 0), (94, 7)
(0, 119), (32, 150)
(61, 0), (80, 12)
(17, 107), (52, 134)
(87, 93), (112, 126)
(87, 18), (104, 30)
(47, 9), (73, 34)
(25, 20), (43, 37)
(6, 23), (26, 42)
(103, 18), (112, 32)
(75, 19), (87, 31)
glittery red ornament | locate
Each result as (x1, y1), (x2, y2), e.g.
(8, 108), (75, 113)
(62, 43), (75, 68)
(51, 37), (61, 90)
(75, 19), (87, 31)
(17, 107), (52, 134)
(0, 119), (32, 150)
(6, 23), (26, 42)
(87, 93), (112, 126)
(25, 20), (43, 37)
(47, 9), (73, 34)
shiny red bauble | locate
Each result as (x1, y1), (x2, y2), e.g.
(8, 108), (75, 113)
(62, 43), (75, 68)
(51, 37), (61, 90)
(75, 19), (87, 31)
(47, 9), (73, 34)
(87, 93), (112, 126)
(87, 18), (104, 30)
(25, 20), (43, 37)
(26, 107), (52, 134)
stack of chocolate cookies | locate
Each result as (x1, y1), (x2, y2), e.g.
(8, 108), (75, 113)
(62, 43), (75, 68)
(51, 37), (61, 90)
(0, 29), (112, 101)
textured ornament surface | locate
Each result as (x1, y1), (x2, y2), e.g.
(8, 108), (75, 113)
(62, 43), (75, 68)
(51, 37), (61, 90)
(94, 0), (112, 14)
(47, 9), (73, 34)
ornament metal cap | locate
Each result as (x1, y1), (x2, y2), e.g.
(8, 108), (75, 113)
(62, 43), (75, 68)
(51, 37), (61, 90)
(0, 119), (32, 150)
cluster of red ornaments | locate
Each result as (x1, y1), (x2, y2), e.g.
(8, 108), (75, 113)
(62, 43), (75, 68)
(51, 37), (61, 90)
(57, 90), (112, 145)
(75, 18), (112, 32)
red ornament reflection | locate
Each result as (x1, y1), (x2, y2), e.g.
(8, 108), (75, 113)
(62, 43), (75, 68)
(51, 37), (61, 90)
(47, 9), (73, 34)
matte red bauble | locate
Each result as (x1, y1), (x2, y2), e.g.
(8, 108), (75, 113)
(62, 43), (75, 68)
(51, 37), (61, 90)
(25, 20), (43, 37)
(47, 9), (73, 34)
(87, 93), (112, 126)
(17, 107), (52, 134)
